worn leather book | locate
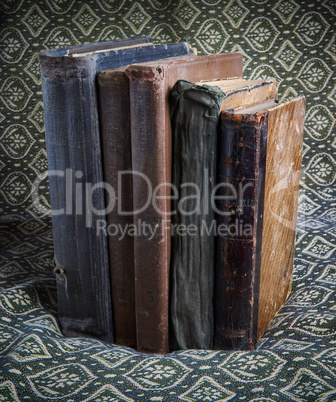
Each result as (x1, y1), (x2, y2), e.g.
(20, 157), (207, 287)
(126, 53), (243, 353)
(214, 96), (306, 350)
(169, 79), (277, 350)
(38, 38), (193, 343)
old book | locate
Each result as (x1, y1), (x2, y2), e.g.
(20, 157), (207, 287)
(169, 78), (277, 350)
(214, 96), (306, 350)
(97, 68), (136, 348)
(126, 53), (243, 353)
(38, 39), (193, 342)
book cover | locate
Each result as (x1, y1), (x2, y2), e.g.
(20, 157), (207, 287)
(169, 80), (225, 350)
(214, 96), (306, 350)
(38, 39), (193, 342)
(126, 52), (243, 353)
(97, 68), (136, 348)
(169, 79), (277, 350)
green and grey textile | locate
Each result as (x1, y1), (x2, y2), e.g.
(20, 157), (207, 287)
(0, 0), (335, 400)
(0, 213), (335, 400)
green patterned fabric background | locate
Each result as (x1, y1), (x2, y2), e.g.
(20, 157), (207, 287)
(0, 0), (335, 217)
(0, 0), (335, 400)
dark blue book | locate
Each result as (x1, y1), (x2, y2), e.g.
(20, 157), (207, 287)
(38, 38), (193, 343)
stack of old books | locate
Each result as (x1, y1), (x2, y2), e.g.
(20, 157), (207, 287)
(38, 37), (305, 354)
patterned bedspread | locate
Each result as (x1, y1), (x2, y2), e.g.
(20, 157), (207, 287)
(0, 208), (335, 400)
(0, 0), (335, 399)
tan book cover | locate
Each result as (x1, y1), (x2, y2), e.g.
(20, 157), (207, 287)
(214, 96), (306, 350)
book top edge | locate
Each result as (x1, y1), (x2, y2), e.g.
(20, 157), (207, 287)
(126, 52), (243, 71)
(176, 78), (276, 93)
(223, 95), (306, 116)
(266, 95), (306, 111)
(37, 36), (151, 57)
(38, 42), (193, 72)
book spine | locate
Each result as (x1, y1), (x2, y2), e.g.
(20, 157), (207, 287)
(97, 71), (136, 348)
(39, 55), (113, 342)
(214, 112), (268, 350)
(169, 81), (224, 350)
(127, 67), (170, 354)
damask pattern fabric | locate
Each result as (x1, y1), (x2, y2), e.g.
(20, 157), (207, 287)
(0, 215), (335, 401)
(0, 0), (335, 400)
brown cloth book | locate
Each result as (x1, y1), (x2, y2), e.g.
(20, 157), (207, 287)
(214, 96), (306, 350)
(126, 52), (243, 353)
(97, 68), (136, 348)
(95, 43), (194, 348)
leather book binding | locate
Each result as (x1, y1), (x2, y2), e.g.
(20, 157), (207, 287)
(214, 96), (305, 349)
